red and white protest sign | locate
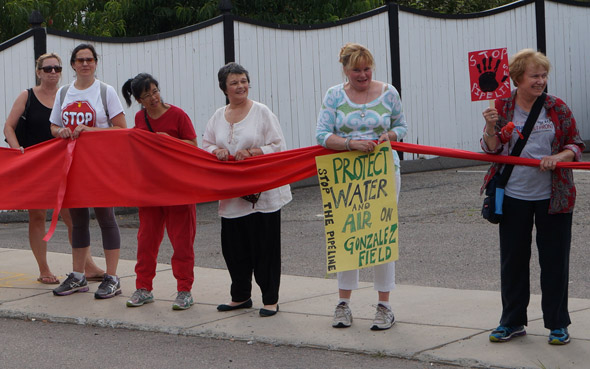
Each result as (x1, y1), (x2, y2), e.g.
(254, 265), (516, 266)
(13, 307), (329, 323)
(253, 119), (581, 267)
(61, 101), (97, 131)
(468, 48), (511, 102)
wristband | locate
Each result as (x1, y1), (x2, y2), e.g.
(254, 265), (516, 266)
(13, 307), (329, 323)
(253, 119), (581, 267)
(483, 130), (495, 138)
(344, 137), (351, 151)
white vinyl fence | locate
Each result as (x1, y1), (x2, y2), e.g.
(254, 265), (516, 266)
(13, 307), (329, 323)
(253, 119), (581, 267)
(1, 0), (589, 160)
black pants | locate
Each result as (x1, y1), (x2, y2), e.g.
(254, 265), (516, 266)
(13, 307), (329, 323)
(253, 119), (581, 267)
(70, 207), (120, 250)
(221, 210), (281, 305)
(499, 196), (572, 329)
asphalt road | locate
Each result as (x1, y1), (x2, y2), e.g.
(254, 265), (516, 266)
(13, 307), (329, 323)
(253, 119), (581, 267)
(0, 317), (463, 369)
(2, 161), (590, 299)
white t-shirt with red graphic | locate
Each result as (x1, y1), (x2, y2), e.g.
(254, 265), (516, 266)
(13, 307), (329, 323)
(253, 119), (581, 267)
(50, 79), (125, 131)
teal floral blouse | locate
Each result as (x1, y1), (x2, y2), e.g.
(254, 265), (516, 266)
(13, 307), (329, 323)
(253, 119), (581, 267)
(316, 83), (407, 170)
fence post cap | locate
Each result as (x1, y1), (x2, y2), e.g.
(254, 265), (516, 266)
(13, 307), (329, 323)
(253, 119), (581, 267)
(29, 10), (44, 28)
(219, 0), (232, 13)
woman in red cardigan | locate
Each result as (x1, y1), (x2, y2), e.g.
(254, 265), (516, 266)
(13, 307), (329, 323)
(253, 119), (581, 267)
(480, 49), (584, 345)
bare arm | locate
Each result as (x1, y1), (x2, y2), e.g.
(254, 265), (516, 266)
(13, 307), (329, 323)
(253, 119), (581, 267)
(325, 134), (377, 153)
(378, 131), (397, 144)
(482, 107), (500, 151)
(182, 137), (197, 146)
(156, 132), (197, 146)
(539, 149), (575, 172)
(3, 90), (28, 150)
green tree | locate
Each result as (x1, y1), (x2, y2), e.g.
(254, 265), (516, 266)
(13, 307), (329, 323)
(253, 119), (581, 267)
(1, 0), (556, 43)
(0, 0), (126, 41)
(120, 0), (216, 37)
(227, 0), (384, 24)
(395, 0), (513, 13)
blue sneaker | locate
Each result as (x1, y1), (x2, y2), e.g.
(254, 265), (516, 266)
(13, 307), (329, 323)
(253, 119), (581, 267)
(548, 328), (570, 345)
(489, 325), (526, 342)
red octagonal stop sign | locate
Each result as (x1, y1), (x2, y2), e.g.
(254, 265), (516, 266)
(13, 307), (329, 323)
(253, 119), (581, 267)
(61, 101), (97, 131)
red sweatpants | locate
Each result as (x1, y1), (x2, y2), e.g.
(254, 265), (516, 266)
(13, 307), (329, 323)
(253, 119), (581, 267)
(135, 204), (196, 292)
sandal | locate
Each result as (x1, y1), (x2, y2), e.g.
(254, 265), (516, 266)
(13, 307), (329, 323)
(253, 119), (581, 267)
(37, 275), (60, 285)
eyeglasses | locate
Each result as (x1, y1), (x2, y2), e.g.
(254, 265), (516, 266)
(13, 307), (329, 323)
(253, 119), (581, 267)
(75, 57), (95, 64)
(140, 88), (160, 100)
(39, 65), (62, 73)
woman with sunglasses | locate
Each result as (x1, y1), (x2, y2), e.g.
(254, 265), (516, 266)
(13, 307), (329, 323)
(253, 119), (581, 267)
(3, 53), (104, 285)
(49, 44), (127, 299)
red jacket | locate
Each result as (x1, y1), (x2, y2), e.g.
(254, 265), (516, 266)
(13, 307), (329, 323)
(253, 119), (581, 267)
(480, 91), (585, 213)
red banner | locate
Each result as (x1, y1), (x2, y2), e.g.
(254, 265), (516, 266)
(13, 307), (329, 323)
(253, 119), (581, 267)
(2, 129), (589, 211)
(0, 129), (331, 210)
(2, 129), (589, 239)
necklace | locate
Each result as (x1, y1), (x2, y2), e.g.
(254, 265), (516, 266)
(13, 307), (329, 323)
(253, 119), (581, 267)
(358, 84), (371, 118)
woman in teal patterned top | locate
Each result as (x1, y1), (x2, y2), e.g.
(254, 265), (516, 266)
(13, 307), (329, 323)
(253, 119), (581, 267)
(316, 42), (407, 331)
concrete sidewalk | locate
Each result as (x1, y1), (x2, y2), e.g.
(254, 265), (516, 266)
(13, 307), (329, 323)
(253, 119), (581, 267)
(1, 248), (589, 369)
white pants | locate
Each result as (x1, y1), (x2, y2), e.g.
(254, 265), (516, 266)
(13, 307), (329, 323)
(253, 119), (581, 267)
(337, 170), (401, 292)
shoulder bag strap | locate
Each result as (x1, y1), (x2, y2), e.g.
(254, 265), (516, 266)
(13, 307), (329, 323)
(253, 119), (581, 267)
(99, 81), (111, 127)
(59, 85), (69, 106)
(22, 88), (33, 119)
(498, 92), (546, 187)
(6, 88), (34, 144)
(143, 109), (154, 132)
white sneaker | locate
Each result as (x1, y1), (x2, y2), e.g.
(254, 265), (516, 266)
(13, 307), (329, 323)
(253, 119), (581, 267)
(332, 302), (353, 328)
(371, 304), (395, 330)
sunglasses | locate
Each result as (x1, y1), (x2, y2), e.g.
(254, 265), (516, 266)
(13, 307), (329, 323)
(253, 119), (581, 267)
(39, 66), (62, 73)
(75, 57), (95, 64)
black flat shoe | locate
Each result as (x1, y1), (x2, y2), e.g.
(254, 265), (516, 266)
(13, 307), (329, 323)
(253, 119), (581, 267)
(259, 305), (279, 317)
(217, 299), (253, 312)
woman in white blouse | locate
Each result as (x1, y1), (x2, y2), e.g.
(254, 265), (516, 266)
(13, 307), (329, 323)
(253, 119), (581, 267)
(203, 62), (292, 317)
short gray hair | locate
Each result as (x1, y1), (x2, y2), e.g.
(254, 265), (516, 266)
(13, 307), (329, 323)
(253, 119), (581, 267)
(218, 62), (250, 94)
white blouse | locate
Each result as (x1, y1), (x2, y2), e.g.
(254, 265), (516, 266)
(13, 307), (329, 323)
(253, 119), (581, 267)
(203, 101), (292, 218)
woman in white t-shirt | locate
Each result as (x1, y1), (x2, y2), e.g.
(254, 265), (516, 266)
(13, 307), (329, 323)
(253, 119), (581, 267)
(49, 44), (127, 300)
(203, 62), (292, 317)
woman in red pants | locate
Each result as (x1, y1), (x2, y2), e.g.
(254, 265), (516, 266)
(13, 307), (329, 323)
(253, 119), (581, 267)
(122, 73), (197, 310)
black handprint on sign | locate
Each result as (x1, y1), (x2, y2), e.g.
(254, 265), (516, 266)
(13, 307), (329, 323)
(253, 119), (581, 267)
(476, 56), (509, 92)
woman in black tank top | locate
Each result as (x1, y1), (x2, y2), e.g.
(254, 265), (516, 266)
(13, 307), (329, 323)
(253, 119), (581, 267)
(19, 91), (54, 147)
(2, 53), (104, 285)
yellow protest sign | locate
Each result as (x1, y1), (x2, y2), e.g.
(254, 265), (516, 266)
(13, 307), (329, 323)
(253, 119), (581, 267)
(315, 142), (399, 274)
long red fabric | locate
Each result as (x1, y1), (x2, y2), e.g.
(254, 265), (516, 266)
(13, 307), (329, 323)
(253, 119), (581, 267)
(1, 129), (588, 239)
(0, 129), (328, 210)
(391, 141), (590, 170)
(2, 129), (589, 210)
